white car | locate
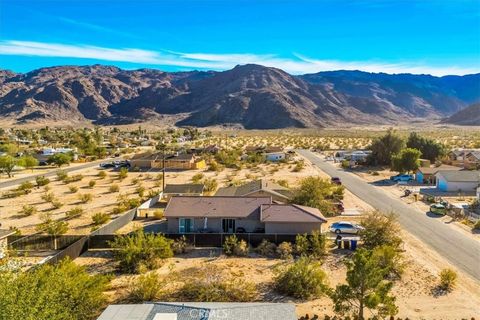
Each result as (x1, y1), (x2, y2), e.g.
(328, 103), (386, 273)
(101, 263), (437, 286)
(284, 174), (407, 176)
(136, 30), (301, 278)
(329, 221), (364, 234)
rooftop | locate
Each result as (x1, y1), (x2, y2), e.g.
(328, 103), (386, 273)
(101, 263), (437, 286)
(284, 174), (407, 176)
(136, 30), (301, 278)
(215, 179), (291, 199)
(437, 170), (480, 182)
(98, 302), (296, 320)
(417, 165), (462, 175)
(163, 184), (205, 194)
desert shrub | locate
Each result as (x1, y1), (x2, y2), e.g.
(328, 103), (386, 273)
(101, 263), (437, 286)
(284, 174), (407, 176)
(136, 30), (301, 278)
(0, 259), (109, 320)
(36, 216), (68, 236)
(131, 177), (140, 185)
(274, 258), (329, 300)
(91, 212), (110, 226)
(97, 170), (107, 179)
(341, 160), (350, 169)
(51, 200), (63, 209)
(109, 231), (173, 273)
(191, 173), (204, 183)
(17, 181), (34, 192)
(203, 178), (218, 192)
(56, 170), (68, 181)
(172, 235), (191, 254)
(35, 175), (50, 187)
(295, 231), (327, 258)
(223, 235), (249, 256)
(255, 239), (277, 257)
(88, 180), (96, 188)
(439, 268), (457, 292)
(118, 167), (128, 180)
(66, 207), (84, 219)
(136, 185), (145, 197)
(473, 220), (480, 230)
(277, 242), (293, 260)
(78, 193), (93, 203)
(371, 245), (405, 279)
(128, 272), (164, 302)
(180, 265), (257, 302)
(109, 184), (120, 193)
(41, 192), (55, 203)
(292, 160), (305, 172)
(360, 211), (402, 250)
(68, 185), (79, 193)
(20, 204), (37, 216)
(64, 174), (83, 184)
(276, 179), (289, 188)
(153, 209), (164, 219)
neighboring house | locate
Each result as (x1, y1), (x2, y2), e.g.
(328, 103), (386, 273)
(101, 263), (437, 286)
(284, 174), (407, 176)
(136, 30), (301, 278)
(97, 302), (296, 320)
(334, 150), (371, 162)
(215, 179), (292, 202)
(415, 165), (462, 184)
(435, 170), (480, 192)
(163, 184), (205, 201)
(446, 149), (480, 169)
(163, 196), (326, 234)
(265, 152), (286, 162)
(0, 229), (15, 259)
(130, 152), (206, 170)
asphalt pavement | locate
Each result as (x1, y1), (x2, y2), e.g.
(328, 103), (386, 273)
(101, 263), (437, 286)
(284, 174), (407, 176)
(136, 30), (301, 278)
(298, 149), (480, 281)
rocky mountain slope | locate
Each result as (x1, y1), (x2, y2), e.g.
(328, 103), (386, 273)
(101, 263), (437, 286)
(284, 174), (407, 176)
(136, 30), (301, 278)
(0, 64), (479, 128)
(443, 103), (480, 126)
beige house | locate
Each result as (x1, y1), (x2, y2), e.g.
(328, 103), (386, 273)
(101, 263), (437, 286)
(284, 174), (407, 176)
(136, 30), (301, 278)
(0, 229), (15, 259)
(130, 152), (206, 170)
(163, 196), (326, 234)
(215, 179), (292, 203)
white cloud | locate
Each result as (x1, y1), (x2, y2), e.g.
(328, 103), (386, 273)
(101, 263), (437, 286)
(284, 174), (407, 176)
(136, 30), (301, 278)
(0, 40), (477, 76)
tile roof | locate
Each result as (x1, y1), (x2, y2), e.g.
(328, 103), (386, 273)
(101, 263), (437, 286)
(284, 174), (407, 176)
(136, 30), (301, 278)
(98, 302), (297, 320)
(163, 184), (205, 194)
(437, 170), (480, 182)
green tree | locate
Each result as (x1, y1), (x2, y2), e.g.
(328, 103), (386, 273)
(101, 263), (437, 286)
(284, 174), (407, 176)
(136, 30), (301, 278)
(331, 249), (398, 319)
(391, 148), (422, 173)
(368, 130), (404, 165)
(109, 230), (173, 273)
(291, 177), (344, 216)
(406, 132), (445, 162)
(360, 211), (403, 250)
(18, 155), (39, 171)
(48, 153), (72, 167)
(0, 259), (109, 320)
(0, 154), (16, 177)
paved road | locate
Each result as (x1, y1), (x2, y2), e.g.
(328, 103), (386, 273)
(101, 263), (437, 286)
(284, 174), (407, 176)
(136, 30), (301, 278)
(0, 157), (123, 190)
(298, 150), (480, 281)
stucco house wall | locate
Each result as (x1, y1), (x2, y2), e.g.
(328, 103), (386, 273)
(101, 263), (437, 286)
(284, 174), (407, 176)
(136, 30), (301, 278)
(167, 217), (263, 233)
(265, 222), (322, 234)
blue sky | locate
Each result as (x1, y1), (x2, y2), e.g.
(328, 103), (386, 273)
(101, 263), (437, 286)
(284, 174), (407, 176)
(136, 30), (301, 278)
(0, 0), (479, 75)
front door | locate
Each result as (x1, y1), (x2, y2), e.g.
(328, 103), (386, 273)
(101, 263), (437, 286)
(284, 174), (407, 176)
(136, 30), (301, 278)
(179, 218), (194, 233)
(222, 219), (236, 233)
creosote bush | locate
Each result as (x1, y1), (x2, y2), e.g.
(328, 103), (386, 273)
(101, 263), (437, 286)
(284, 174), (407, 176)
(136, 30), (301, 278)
(274, 257), (329, 300)
(223, 235), (249, 256)
(20, 204), (37, 216)
(128, 272), (164, 302)
(255, 239), (277, 257)
(109, 184), (120, 193)
(92, 212), (110, 226)
(276, 242), (294, 260)
(78, 193), (93, 203)
(439, 268), (457, 292)
(109, 230), (173, 273)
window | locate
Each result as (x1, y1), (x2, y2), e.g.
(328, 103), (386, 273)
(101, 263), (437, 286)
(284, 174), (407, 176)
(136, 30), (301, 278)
(179, 218), (194, 233)
(222, 219), (236, 233)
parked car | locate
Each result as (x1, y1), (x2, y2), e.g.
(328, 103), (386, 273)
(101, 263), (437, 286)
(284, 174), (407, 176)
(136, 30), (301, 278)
(331, 177), (342, 185)
(329, 221), (364, 234)
(430, 204), (447, 215)
(99, 162), (115, 169)
(390, 174), (413, 182)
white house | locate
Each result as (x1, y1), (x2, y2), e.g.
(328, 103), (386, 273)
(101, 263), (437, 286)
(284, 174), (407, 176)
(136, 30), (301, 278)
(435, 170), (480, 193)
(265, 152), (286, 162)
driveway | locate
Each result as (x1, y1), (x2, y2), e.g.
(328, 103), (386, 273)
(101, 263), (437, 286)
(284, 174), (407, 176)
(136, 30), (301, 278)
(298, 150), (480, 281)
(0, 157), (125, 190)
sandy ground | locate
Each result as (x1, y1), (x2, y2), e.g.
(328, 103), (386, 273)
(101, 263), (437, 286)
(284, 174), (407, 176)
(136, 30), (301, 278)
(75, 241), (480, 320)
(0, 155), (369, 235)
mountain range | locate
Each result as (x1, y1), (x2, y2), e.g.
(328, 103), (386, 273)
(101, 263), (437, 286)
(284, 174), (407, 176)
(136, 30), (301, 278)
(0, 64), (479, 128)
